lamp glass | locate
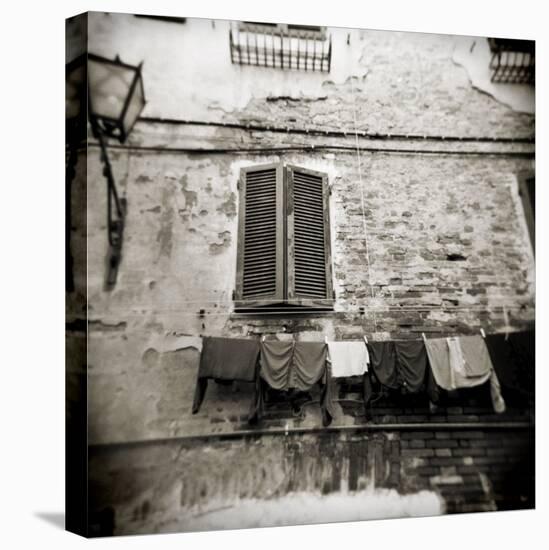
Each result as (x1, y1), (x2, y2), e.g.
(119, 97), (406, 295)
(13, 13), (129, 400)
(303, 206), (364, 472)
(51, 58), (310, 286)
(88, 58), (136, 121)
(122, 75), (145, 138)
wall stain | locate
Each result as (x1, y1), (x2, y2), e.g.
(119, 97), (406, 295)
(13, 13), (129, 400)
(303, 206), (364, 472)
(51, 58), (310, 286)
(135, 174), (152, 184)
(156, 187), (174, 259)
(145, 205), (161, 214)
(216, 192), (237, 218)
(142, 346), (199, 370)
(179, 175), (198, 210)
(144, 320), (164, 332)
(209, 231), (232, 255)
(266, 95), (328, 103)
(142, 348), (160, 368)
(89, 320), (127, 332)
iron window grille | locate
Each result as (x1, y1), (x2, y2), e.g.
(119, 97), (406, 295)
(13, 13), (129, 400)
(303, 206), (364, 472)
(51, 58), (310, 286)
(229, 22), (331, 72)
(488, 38), (534, 84)
(235, 163), (334, 312)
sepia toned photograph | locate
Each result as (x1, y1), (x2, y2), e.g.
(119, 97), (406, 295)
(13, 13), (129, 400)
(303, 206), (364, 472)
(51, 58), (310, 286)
(65, 11), (535, 537)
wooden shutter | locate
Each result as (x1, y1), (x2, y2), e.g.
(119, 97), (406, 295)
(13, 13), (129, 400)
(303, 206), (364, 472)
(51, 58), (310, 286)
(235, 163), (284, 308)
(286, 165), (333, 308)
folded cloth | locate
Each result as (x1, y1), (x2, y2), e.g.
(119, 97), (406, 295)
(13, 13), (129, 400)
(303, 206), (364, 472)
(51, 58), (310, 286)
(425, 335), (505, 413)
(192, 337), (260, 414)
(327, 341), (369, 378)
(485, 330), (535, 399)
(368, 340), (427, 392)
(254, 340), (335, 426)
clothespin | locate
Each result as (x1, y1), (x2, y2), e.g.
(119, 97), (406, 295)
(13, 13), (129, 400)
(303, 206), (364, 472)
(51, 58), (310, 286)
(363, 335), (369, 345)
(480, 328), (486, 339)
(324, 335), (328, 345)
(421, 332), (427, 343)
(261, 334), (266, 342)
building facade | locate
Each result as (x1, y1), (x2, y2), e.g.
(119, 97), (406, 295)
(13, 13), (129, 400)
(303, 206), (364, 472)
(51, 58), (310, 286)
(66, 13), (535, 536)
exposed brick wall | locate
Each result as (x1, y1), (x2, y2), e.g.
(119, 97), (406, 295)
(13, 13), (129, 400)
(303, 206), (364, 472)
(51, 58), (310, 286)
(398, 428), (533, 513)
(88, 423), (533, 535)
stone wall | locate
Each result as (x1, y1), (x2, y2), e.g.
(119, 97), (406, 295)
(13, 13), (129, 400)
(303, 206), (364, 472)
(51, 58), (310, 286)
(88, 421), (533, 535)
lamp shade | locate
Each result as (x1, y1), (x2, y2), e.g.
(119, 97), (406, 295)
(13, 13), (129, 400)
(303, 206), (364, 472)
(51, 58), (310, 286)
(88, 53), (146, 143)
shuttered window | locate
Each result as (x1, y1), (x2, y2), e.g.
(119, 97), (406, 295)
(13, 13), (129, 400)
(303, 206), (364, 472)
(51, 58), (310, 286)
(235, 162), (333, 311)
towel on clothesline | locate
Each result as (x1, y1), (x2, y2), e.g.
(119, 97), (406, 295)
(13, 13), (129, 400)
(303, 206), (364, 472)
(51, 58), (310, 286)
(368, 340), (428, 392)
(192, 336), (260, 414)
(425, 335), (505, 413)
(252, 340), (335, 426)
(327, 341), (369, 378)
(485, 330), (534, 400)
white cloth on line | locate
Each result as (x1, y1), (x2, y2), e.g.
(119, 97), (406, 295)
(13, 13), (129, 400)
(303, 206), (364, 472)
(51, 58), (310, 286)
(327, 341), (369, 378)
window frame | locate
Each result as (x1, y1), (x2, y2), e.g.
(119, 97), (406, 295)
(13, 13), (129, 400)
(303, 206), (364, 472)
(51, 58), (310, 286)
(234, 161), (334, 312)
(238, 22), (327, 40)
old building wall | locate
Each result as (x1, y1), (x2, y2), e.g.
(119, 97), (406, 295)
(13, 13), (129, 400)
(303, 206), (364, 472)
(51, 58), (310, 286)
(84, 137), (534, 444)
(87, 13), (534, 135)
(88, 424), (533, 535)
(68, 12), (536, 532)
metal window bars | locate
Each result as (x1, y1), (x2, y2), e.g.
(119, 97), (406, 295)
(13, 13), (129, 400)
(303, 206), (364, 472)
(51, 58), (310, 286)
(229, 24), (332, 72)
(488, 38), (534, 85)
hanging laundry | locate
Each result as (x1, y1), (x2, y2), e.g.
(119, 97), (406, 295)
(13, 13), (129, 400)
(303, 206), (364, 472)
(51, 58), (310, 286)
(365, 340), (438, 409)
(253, 340), (335, 426)
(447, 337), (467, 381)
(485, 330), (535, 401)
(425, 335), (505, 413)
(327, 341), (369, 378)
(368, 340), (428, 392)
(192, 336), (260, 414)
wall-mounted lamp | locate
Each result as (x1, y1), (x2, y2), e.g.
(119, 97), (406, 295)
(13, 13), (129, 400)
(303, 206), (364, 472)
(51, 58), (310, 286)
(65, 53), (146, 291)
(88, 53), (146, 289)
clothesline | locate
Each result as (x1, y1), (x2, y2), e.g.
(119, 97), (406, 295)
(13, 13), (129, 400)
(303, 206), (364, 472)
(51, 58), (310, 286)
(192, 330), (534, 425)
(83, 306), (530, 319)
(84, 297), (530, 306)
(153, 326), (525, 343)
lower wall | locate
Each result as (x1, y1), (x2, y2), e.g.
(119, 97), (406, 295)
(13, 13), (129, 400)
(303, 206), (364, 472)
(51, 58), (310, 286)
(88, 422), (534, 536)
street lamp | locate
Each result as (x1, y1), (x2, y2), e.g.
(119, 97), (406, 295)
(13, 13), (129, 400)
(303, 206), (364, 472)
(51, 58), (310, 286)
(65, 53), (146, 290)
(88, 53), (146, 144)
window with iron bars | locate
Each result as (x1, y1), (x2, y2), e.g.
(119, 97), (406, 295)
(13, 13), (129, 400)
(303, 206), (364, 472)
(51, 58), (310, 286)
(229, 22), (332, 72)
(488, 37), (534, 84)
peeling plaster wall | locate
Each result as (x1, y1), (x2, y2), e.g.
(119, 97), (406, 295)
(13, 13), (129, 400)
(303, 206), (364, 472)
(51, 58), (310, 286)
(88, 13), (534, 138)
(453, 36), (534, 115)
(71, 13), (536, 532)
